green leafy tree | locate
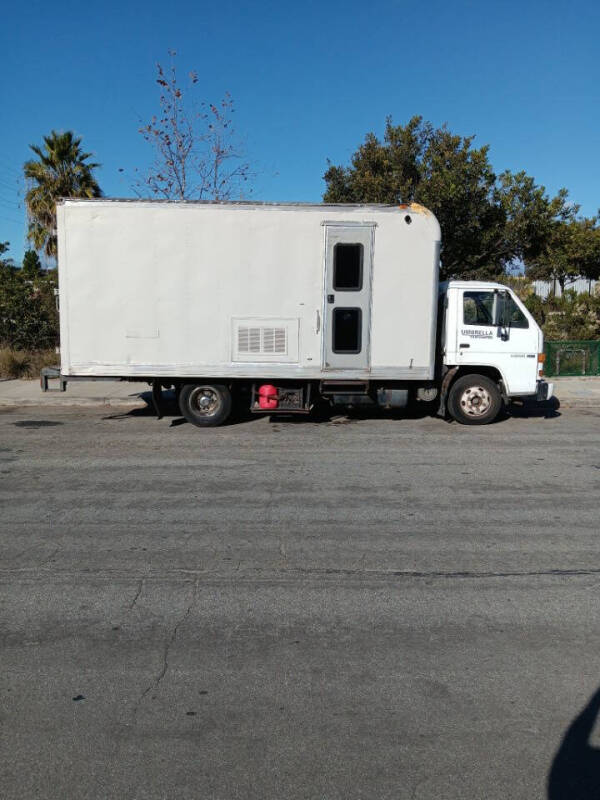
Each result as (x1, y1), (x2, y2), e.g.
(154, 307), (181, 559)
(21, 249), (42, 279)
(494, 171), (574, 266)
(413, 126), (504, 279)
(24, 130), (102, 260)
(323, 116), (572, 281)
(0, 241), (14, 269)
(526, 216), (600, 292)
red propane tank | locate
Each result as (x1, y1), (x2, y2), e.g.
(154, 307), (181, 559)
(258, 384), (279, 410)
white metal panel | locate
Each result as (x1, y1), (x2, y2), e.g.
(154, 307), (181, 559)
(58, 200), (441, 380)
(370, 212), (440, 373)
(56, 204), (70, 371)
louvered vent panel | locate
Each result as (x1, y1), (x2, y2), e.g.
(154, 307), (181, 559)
(274, 328), (286, 353)
(262, 328), (275, 353)
(233, 318), (297, 362)
(262, 327), (287, 354)
(238, 327), (261, 353)
(238, 326), (286, 355)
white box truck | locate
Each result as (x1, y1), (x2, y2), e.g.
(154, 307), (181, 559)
(52, 199), (552, 426)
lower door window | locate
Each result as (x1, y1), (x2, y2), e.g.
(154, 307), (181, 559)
(333, 308), (362, 354)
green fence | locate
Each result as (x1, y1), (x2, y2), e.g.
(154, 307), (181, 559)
(544, 340), (600, 377)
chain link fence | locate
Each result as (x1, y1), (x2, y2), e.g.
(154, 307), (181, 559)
(544, 341), (600, 377)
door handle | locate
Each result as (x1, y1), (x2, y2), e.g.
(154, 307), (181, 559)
(327, 294), (335, 304)
(459, 343), (470, 348)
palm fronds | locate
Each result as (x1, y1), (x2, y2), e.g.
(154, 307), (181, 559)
(24, 130), (102, 259)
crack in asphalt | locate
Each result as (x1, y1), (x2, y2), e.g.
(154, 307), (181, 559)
(129, 578), (145, 609)
(3, 565), (600, 582)
(131, 578), (198, 724)
(38, 548), (59, 568)
(291, 566), (600, 579)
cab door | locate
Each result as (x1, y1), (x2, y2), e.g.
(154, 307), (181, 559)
(457, 288), (538, 394)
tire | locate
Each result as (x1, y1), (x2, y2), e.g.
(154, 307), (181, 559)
(178, 383), (232, 427)
(448, 373), (502, 425)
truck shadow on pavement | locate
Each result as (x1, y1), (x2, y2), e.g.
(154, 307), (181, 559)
(103, 391), (562, 426)
(506, 397), (561, 420)
(548, 687), (600, 799)
(103, 390), (258, 427)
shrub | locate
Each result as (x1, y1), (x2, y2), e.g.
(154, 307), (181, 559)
(0, 348), (31, 378)
(523, 289), (600, 341)
(0, 264), (59, 351)
(0, 348), (58, 379)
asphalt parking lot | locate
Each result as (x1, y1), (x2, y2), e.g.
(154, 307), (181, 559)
(2, 402), (600, 799)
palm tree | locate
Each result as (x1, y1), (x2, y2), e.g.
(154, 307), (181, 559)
(24, 131), (102, 259)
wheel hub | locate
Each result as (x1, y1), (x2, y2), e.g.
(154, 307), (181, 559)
(459, 386), (491, 416)
(190, 387), (221, 416)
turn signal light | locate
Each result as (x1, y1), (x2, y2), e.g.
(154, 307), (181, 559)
(538, 353), (546, 377)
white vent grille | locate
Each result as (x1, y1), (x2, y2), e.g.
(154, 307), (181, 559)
(238, 326), (287, 356)
(262, 327), (287, 354)
(232, 318), (297, 363)
(238, 326), (261, 354)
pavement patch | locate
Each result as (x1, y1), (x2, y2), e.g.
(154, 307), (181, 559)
(12, 420), (64, 428)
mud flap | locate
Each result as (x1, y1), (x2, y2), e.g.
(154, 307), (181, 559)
(151, 379), (163, 420)
(437, 366), (459, 418)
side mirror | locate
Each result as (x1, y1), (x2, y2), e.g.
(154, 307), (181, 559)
(494, 291), (511, 341)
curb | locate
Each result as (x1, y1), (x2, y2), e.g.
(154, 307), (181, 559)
(0, 398), (147, 409)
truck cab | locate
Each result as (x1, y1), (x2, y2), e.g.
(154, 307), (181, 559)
(440, 281), (553, 423)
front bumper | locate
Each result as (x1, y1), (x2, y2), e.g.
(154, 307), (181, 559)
(536, 379), (554, 401)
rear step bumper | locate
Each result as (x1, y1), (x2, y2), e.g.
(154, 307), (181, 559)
(319, 380), (370, 396)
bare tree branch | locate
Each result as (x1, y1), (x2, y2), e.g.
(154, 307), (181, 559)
(134, 52), (253, 201)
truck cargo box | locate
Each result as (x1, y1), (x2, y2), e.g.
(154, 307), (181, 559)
(57, 200), (441, 381)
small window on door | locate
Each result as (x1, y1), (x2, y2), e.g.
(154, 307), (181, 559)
(463, 291), (494, 326)
(506, 296), (529, 329)
(333, 308), (362, 353)
(333, 243), (363, 291)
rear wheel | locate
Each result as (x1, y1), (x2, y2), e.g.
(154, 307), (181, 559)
(448, 373), (502, 425)
(178, 383), (232, 427)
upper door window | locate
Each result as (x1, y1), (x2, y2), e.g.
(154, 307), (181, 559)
(463, 291), (494, 326)
(333, 243), (363, 291)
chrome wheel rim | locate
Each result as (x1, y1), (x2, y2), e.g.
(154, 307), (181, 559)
(459, 385), (492, 417)
(189, 387), (221, 417)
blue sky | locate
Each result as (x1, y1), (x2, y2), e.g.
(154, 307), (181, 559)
(0, 0), (598, 262)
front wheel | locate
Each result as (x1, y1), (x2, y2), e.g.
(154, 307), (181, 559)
(448, 374), (502, 425)
(178, 383), (232, 427)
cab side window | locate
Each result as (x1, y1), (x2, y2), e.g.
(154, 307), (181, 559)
(463, 291), (494, 326)
(506, 296), (529, 329)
